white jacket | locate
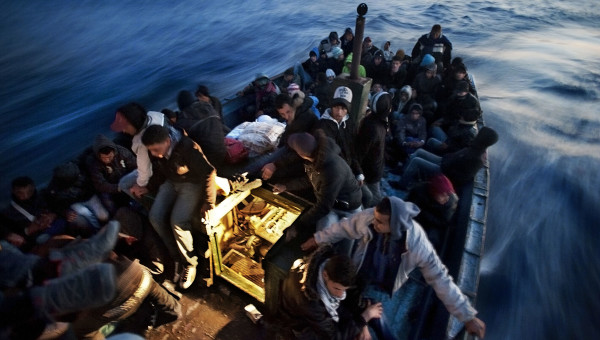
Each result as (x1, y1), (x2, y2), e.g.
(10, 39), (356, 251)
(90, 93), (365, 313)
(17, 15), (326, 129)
(131, 111), (165, 187)
(314, 196), (477, 322)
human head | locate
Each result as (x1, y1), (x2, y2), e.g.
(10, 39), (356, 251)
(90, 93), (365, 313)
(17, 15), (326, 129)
(11, 176), (35, 201)
(430, 24), (442, 39)
(309, 50), (317, 62)
(325, 69), (336, 83)
(343, 27), (353, 40)
(472, 127), (499, 151)
(331, 47), (344, 60)
(373, 50), (384, 65)
(428, 174), (455, 205)
(370, 91), (392, 118)
(331, 86), (353, 121)
(322, 254), (356, 298)
(283, 68), (295, 82)
(329, 31), (339, 45)
(98, 145), (116, 165)
(454, 64), (467, 80)
(195, 84), (211, 101)
(425, 63), (437, 78)
(420, 54), (435, 67)
(111, 102), (147, 135)
(141, 125), (171, 158)
(408, 103), (423, 121)
(254, 73), (270, 89)
(275, 93), (295, 122)
(374, 197), (392, 234)
(391, 56), (402, 72)
(287, 132), (317, 161)
(161, 108), (178, 123)
(363, 36), (372, 48)
(399, 85), (412, 102)
(383, 41), (391, 51)
(177, 90), (196, 111)
(371, 83), (382, 94)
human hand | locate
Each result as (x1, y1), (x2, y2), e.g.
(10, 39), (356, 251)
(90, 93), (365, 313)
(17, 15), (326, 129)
(361, 301), (383, 322)
(5, 233), (25, 247)
(272, 184), (286, 195)
(284, 226), (298, 242)
(261, 163), (276, 180)
(300, 237), (318, 251)
(66, 210), (78, 222)
(465, 317), (486, 339)
(130, 184), (149, 198)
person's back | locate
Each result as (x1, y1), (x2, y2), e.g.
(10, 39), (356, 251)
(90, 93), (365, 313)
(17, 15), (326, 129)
(441, 127), (498, 187)
(175, 101), (226, 169)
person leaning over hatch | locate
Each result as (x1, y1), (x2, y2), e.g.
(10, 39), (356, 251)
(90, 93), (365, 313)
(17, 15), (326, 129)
(141, 125), (216, 289)
(271, 130), (362, 241)
(276, 245), (383, 340)
(301, 197), (486, 339)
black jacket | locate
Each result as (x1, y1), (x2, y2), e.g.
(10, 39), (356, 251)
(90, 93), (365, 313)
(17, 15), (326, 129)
(279, 246), (366, 340)
(356, 113), (388, 183)
(313, 112), (362, 177)
(286, 131), (362, 231)
(86, 135), (137, 194)
(147, 133), (216, 205)
(176, 101), (227, 169)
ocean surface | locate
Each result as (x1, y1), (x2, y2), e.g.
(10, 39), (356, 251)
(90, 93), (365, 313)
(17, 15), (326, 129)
(1, 0), (599, 338)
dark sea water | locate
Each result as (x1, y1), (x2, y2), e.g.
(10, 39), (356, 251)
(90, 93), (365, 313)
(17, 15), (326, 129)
(1, 0), (599, 338)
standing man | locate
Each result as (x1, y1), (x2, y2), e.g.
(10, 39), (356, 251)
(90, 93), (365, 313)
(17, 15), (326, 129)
(301, 197), (486, 339)
(109, 102), (166, 200)
(141, 125), (216, 289)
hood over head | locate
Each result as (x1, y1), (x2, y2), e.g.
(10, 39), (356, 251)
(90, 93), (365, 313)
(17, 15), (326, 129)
(400, 85), (413, 99)
(93, 134), (117, 155)
(388, 196), (420, 240)
(472, 127), (498, 150)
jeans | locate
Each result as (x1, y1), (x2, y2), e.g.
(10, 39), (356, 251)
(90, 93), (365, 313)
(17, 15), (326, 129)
(148, 181), (202, 267)
(70, 194), (109, 230)
(118, 170), (139, 201)
(398, 149), (442, 188)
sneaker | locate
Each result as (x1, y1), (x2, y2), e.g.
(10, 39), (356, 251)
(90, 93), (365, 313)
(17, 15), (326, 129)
(179, 265), (196, 289)
(49, 221), (120, 275)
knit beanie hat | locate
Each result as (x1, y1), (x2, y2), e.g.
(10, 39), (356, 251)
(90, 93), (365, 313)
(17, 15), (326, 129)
(420, 54), (435, 67)
(329, 31), (339, 42)
(408, 103), (423, 114)
(331, 47), (343, 59)
(428, 174), (455, 197)
(370, 91), (391, 116)
(287, 83), (300, 95)
(472, 127), (499, 150)
(287, 132), (317, 158)
(326, 69), (336, 78)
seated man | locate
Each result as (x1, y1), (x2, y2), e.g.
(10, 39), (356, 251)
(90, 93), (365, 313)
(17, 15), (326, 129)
(142, 125), (216, 289)
(397, 126), (498, 190)
(301, 197), (486, 339)
(86, 134), (137, 216)
(278, 246), (382, 340)
(271, 131), (362, 239)
(1, 177), (67, 250)
(238, 73), (281, 120)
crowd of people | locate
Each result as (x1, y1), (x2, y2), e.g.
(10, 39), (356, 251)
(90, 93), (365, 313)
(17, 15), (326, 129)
(1, 24), (494, 339)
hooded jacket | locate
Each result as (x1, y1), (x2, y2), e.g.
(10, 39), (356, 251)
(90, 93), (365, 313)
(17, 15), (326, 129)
(341, 53), (366, 77)
(278, 246), (366, 339)
(86, 135), (137, 194)
(356, 106), (388, 183)
(314, 109), (363, 178)
(286, 131), (362, 230)
(313, 196), (477, 323)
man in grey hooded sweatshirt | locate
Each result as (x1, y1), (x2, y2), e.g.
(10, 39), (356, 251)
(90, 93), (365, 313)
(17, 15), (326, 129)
(301, 196), (486, 339)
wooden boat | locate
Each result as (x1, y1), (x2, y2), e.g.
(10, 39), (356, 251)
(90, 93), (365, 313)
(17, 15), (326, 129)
(193, 73), (491, 339)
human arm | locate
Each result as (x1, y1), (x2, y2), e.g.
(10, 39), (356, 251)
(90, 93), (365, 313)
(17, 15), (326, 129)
(312, 209), (374, 245)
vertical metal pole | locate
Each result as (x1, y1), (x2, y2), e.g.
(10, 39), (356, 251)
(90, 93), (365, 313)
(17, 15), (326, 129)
(350, 4), (368, 80)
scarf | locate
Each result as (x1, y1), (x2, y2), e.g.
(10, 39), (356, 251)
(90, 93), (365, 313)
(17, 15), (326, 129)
(316, 260), (345, 322)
